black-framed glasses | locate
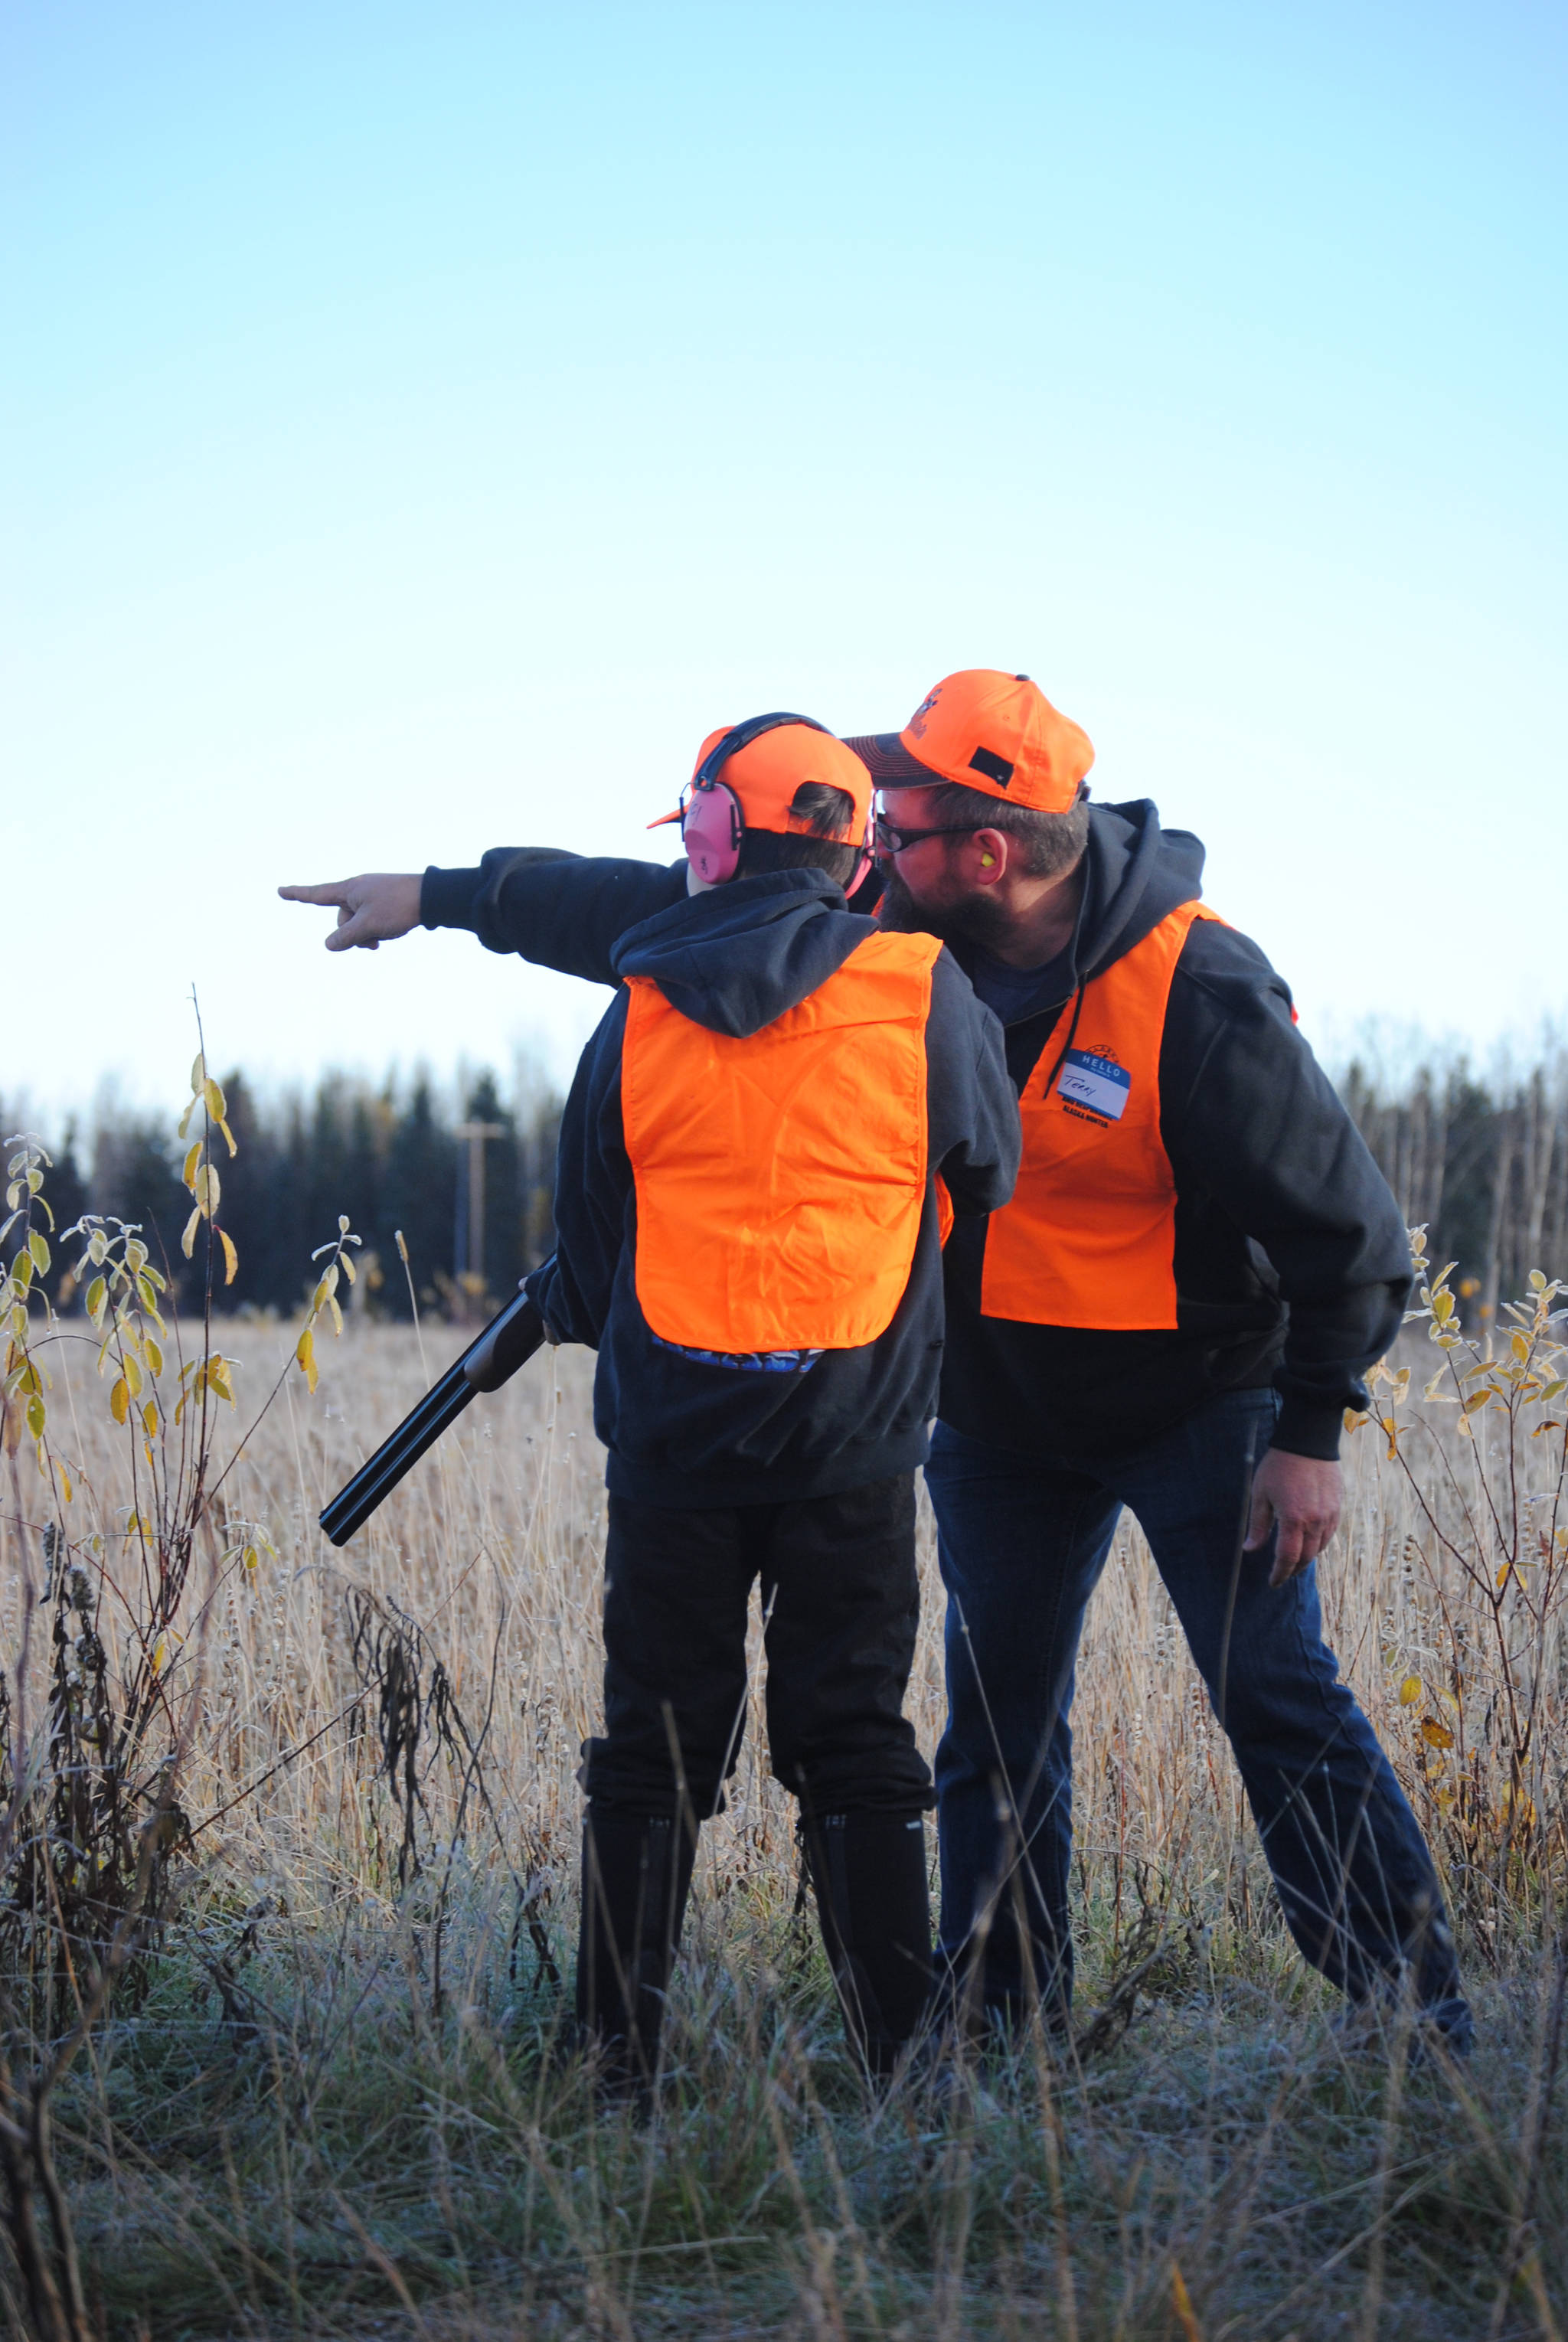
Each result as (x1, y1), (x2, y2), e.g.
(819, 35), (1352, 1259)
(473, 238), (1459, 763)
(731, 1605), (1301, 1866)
(871, 809), (982, 855)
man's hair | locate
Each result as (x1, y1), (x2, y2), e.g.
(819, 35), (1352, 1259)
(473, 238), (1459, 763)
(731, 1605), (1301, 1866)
(921, 779), (1089, 880)
(735, 782), (860, 888)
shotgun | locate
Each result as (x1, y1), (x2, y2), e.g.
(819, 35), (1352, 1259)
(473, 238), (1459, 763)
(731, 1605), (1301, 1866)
(319, 1279), (549, 1546)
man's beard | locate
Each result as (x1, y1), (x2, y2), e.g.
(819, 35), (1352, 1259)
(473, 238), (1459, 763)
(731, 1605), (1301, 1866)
(875, 865), (1015, 952)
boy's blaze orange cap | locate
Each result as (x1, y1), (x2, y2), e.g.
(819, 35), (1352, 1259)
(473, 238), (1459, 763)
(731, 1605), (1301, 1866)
(648, 720), (873, 840)
(845, 670), (1094, 815)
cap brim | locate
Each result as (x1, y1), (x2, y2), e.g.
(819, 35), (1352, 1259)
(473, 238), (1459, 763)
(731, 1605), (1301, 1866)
(841, 733), (941, 786)
(646, 807), (683, 828)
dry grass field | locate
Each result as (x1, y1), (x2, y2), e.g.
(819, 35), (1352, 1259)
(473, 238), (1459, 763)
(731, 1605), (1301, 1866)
(3, 1153), (1568, 2337)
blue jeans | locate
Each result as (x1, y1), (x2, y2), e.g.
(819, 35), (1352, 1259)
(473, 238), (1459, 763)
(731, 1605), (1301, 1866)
(926, 1393), (1468, 2038)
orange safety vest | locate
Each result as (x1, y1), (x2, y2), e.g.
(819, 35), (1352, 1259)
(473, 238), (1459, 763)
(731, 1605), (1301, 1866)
(980, 900), (1223, 1331)
(622, 931), (945, 1354)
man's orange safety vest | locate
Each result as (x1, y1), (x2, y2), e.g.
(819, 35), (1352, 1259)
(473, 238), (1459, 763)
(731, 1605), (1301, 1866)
(980, 900), (1223, 1331)
(622, 931), (945, 1355)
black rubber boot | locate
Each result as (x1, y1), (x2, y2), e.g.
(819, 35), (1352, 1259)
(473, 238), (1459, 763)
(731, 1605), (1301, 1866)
(802, 1811), (934, 2077)
(576, 1807), (697, 2087)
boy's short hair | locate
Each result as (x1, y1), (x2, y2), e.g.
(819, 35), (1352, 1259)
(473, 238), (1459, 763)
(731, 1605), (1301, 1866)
(736, 783), (861, 889)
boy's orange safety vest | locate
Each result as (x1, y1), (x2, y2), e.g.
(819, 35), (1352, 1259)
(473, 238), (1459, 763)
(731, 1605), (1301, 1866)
(981, 900), (1224, 1331)
(622, 931), (945, 1354)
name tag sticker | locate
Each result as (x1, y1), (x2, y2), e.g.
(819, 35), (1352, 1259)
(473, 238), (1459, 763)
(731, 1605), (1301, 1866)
(1057, 1049), (1131, 1121)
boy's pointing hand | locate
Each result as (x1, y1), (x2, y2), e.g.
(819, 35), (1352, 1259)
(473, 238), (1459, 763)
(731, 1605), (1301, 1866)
(278, 874), (423, 952)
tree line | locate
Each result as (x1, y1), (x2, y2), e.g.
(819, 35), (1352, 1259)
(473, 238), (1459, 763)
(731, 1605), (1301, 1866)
(1339, 1044), (1568, 1322)
(6, 1044), (1566, 1331)
(2, 1069), (564, 1323)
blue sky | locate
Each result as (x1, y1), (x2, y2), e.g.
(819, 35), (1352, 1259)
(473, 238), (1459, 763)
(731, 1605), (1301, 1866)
(5, 2), (1564, 1119)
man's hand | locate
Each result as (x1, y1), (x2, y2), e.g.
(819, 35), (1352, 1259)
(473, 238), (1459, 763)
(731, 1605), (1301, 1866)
(1245, 1448), (1342, 1587)
(278, 874), (423, 952)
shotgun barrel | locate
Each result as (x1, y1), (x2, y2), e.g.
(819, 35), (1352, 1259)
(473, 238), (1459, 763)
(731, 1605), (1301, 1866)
(318, 1282), (548, 1546)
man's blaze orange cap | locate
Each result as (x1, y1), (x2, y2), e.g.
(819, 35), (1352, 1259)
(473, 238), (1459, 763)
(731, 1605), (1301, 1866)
(845, 670), (1094, 815)
(649, 720), (873, 841)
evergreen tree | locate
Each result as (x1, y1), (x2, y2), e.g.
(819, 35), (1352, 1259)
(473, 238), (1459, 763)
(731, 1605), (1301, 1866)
(381, 1078), (459, 1314)
(24, 1062), (559, 1321)
(90, 1115), (191, 1300)
(459, 1070), (521, 1303)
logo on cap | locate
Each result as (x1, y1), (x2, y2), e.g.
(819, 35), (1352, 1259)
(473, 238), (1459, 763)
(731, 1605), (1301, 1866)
(906, 687), (942, 740)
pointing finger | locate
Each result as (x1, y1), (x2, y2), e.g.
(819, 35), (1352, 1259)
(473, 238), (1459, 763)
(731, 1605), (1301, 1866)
(278, 882), (351, 906)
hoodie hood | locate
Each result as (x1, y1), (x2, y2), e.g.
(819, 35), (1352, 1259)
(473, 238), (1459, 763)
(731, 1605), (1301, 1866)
(1074, 799), (1206, 987)
(609, 870), (871, 1038)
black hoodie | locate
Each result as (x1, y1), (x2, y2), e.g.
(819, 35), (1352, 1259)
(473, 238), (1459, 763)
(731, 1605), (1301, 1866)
(520, 870), (1018, 1507)
(423, 802), (1410, 1463)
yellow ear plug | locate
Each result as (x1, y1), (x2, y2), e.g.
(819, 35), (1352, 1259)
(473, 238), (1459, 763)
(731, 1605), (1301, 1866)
(980, 851), (996, 867)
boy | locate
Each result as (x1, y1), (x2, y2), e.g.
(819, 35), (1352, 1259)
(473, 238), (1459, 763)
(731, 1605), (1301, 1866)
(289, 712), (1018, 2076)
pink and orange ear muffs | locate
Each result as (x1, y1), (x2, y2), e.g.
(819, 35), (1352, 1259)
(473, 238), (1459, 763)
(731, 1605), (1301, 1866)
(679, 712), (873, 893)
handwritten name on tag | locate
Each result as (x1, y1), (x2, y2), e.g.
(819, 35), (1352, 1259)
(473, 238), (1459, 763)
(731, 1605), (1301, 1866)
(1057, 1050), (1131, 1122)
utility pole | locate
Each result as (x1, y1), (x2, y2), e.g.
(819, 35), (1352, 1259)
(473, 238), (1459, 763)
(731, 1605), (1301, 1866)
(454, 1119), (506, 1312)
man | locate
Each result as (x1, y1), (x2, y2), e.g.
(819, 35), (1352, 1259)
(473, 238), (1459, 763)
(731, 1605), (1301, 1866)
(283, 667), (1471, 2055)
(285, 717), (1019, 2080)
(846, 669), (1468, 2050)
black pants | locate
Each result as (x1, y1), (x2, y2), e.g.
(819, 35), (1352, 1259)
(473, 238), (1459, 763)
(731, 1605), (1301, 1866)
(583, 1474), (935, 1821)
